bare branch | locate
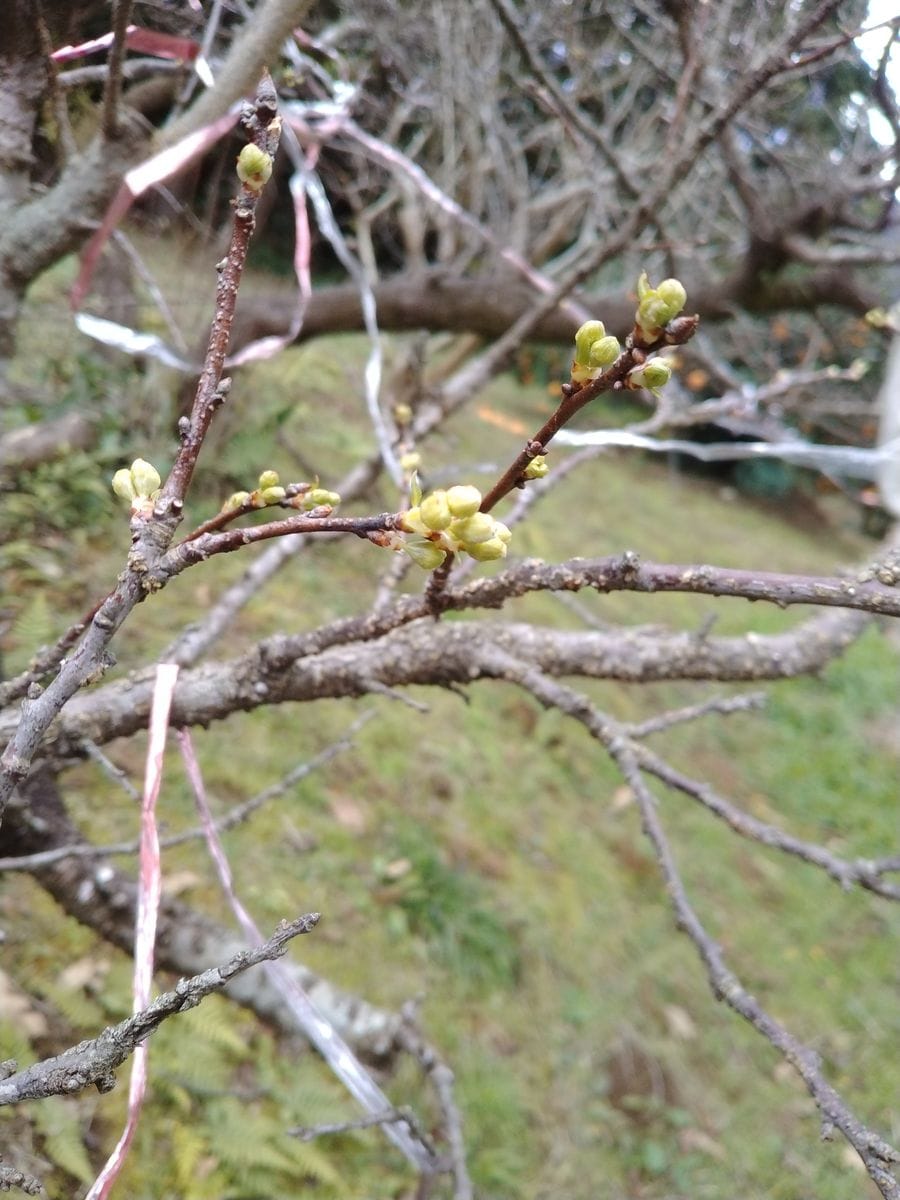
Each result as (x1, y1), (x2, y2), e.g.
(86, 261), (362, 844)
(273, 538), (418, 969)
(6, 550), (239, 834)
(635, 744), (900, 902)
(482, 654), (900, 1198)
(101, 0), (136, 140)
(0, 913), (320, 1106)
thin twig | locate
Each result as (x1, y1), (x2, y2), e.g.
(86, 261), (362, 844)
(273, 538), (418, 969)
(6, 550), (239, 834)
(0, 914), (320, 1106)
(483, 651), (900, 1198)
(624, 692), (768, 738)
(101, 0), (136, 139)
(634, 744), (900, 901)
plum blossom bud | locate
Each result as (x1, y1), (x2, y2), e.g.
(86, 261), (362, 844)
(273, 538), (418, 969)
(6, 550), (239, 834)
(236, 144), (273, 192)
(112, 469), (137, 503)
(451, 512), (496, 544)
(404, 540), (448, 570)
(258, 470), (280, 490)
(524, 456), (549, 480)
(628, 359), (672, 390)
(465, 536), (507, 561)
(588, 336), (621, 369)
(224, 491), (251, 510)
(129, 458), (161, 499)
(656, 278), (687, 317)
(420, 489), (453, 531)
(304, 488), (340, 508)
(574, 320), (606, 367)
(446, 485), (482, 518)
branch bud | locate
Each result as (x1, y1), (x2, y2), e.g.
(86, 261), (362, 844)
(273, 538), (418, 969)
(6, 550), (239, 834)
(111, 468), (137, 503)
(404, 539), (448, 570)
(588, 335), (621, 369)
(574, 320), (607, 367)
(258, 470), (280, 490)
(523, 455), (549, 480)
(450, 512), (496, 545)
(464, 536), (507, 562)
(420, 490), (453, 531)
(236, 144), (273, 192)
(446, 485), (482, 518)
(627, 359), (672, 391)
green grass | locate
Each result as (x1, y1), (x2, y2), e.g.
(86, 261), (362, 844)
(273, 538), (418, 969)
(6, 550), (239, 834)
(1, 321), (898, 1199)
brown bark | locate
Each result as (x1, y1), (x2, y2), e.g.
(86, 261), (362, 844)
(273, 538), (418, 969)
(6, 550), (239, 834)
(229, 262), (879, 352)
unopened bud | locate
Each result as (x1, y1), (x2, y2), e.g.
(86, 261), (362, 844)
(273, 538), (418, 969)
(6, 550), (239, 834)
(129, 458), (161, 499)
(656, 278), (687, 318)
(420, 490), (453, 531)
(524, 456), (549, 480)
(236, 144), (273, 192)
(465, 536), (507, 562)
(260, 486), (286, 504)
(112, 468), (137, 503)
(224, 491), (251, 510)
(305, 488), (340, 508)
(588, 336), (621, 369)
(574, 320), (606, 367)
(404, 540), (448, 570)
(400, 450), (421, 471)
(451, 512), (495, 545)
(446, 485), (482, 518)
(258, 470), (280, 490)
(629, 359), (672, 390)
(401, 506), (428, 535)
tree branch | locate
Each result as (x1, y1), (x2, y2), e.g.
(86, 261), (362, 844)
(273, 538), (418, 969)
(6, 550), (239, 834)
(0, 913), (320, 1106)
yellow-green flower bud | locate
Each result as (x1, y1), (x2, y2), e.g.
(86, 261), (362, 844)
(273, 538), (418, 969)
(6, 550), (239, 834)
(637, 295), (670, 332)
(446, 485), (482, 518)
(130, 458), (161, 499)
(236, 144), (273, 192)
(420, 489), (452, 531)
(629, 359), (672, 390)
(401, 506), (428, 535)
(400, 450), (421, 471)
(465, 536), (507, 562)
(261, 486), (286, 504)
(523, 456), (549, 480)
(404, 539), (448, 570)
(636, 271), (651, 300)
(258, 470), (280, 490)
(493, 521), (512, 544)
(574, 320), (606, 366)
(588, 336), (621, 369)
(656, 278), (687, 318)
(394, 402), (413, 424)
(224, 490), (251, 510)
(305, 488), (340, 508)
(112, 468), (137, 503)
(451, 512), (495, 545)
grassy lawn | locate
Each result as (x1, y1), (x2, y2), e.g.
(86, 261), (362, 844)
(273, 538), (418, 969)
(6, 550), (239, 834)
(1, 294), (897, 1198)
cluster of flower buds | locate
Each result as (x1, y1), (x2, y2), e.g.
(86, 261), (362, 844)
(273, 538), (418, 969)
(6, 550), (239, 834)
(634, 273), (687, 340)
(111, 458), (161, 514)
(572, 320), (622, 385)
(236, 144), (273, 193)
(224, 471), (340, 513)
(401, 479), (511, 569)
